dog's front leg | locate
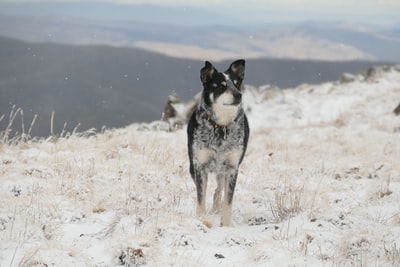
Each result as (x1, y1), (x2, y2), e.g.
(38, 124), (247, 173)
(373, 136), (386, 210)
(211, 174), (223, 213)
(194, 168), (208, 219)
(221, 170), (238, 227)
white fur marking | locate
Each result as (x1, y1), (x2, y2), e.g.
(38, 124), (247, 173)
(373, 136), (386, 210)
(226, 149), (243, 166)
(212, 178), (223, 213)
(213, 92), (239, 126)
(195, 148), (214, 164)
(221, 203), (232, 226)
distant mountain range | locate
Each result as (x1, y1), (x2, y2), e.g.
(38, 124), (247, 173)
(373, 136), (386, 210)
(0, 36), (393, 137)
(0, 4), (399, 62)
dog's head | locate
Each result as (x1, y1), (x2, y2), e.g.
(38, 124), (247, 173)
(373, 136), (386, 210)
(199, 59), (245, 126)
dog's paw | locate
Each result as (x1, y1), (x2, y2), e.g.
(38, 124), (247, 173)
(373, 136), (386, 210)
(200, 217), (213, 228)
(220, 219), (233, 227)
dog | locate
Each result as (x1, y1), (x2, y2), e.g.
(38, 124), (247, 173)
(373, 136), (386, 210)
(187, 59), (249, 226)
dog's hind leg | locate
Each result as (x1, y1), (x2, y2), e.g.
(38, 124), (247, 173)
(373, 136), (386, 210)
(221, 170), (238, 227)
(211, 174), (223, 214)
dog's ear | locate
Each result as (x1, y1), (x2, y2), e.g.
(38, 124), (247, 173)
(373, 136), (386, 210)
(227, 59), (245, 81)
(200, 61), (215, 85)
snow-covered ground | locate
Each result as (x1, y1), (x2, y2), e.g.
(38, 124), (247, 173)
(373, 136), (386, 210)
(1, 66), (400, 266)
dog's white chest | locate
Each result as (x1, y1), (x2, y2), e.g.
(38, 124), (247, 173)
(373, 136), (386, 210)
(212, 93), (240, 126)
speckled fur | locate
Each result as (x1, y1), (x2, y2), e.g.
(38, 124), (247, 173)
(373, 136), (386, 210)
(187, 60), (249, 227)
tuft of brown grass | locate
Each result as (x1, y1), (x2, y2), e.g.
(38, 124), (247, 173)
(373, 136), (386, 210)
(378, 176), (393, 198)
(384, 243), (400, 265)
(269, 185), (304, 223)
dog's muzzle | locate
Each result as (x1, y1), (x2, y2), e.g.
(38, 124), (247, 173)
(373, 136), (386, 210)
(223, 79), (242, 106)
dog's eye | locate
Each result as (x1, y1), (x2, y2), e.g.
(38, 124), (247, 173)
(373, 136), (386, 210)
(212, 83), (218, 88)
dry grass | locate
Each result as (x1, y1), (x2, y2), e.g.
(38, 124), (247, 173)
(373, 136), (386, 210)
(384, 242), (400, 265)
(269, 184), (304, 223)
(0, 106), (96, 146)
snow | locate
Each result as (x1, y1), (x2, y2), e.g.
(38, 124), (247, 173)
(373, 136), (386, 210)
(1, 66), (400, 266)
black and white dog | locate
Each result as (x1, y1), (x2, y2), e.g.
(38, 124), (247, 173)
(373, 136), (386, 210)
(187, 59), (249, 226)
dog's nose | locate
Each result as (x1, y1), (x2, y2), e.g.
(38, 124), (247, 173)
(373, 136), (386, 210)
(233, 91), (242, 103)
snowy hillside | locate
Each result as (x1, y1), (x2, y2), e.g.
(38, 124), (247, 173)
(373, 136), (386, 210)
(1, 66), (400, 266)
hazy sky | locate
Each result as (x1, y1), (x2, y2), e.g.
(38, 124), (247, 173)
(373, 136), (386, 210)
(0, 0), (399, 26)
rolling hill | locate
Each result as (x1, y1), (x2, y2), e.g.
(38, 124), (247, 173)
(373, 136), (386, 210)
(0, 36), (393, 137)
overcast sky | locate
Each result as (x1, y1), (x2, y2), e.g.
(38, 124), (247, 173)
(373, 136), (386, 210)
(0, 0), (399, 26)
